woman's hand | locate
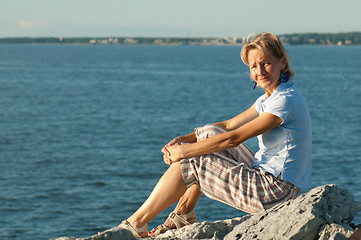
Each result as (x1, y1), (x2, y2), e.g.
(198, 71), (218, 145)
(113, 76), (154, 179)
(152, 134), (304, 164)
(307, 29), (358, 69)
(161, 133), (196, 165)
(161, 136), (189, 165)
(161, 144), (172, 165)
(163, 144), (185, 165)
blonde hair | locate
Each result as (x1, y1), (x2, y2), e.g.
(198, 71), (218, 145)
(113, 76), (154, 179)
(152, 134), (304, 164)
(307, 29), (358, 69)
(241, 32), (295, 79)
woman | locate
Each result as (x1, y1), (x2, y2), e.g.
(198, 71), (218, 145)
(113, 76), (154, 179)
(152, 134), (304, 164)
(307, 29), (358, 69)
(118, 32), (312, 238)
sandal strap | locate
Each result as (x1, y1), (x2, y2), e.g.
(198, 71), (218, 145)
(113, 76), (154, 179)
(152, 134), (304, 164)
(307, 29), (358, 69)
(169, 209), (196, 229)
(154, 224), (170, 236)
(119, 220), (148, 238)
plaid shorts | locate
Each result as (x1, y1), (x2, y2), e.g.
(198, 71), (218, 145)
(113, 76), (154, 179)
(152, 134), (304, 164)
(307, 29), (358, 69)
(180, 124), (300, 213)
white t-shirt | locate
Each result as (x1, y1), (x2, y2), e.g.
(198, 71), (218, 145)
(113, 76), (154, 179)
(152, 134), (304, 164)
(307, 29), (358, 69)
(253, 82), (312, 189)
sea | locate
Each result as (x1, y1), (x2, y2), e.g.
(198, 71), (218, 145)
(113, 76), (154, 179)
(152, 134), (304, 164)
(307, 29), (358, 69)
(0, 44), (360, 240)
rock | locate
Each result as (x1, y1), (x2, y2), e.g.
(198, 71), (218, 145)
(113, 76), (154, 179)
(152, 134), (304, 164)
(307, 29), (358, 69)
(53, 227), (137, 240)
(54, 184), (361, 240)
(318, 223), (354, 240)
(154, 184), (360, 240)
(223, 184), (361, 240)
(152, 216), (251, 240)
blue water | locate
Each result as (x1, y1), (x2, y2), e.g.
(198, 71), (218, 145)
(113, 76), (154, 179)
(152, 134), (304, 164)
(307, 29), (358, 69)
(0, 44), (360, 239)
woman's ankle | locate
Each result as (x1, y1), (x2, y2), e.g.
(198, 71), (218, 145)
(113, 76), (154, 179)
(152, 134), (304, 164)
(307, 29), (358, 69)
(127, 217), (147, 229)
(174, 207), (195, 216)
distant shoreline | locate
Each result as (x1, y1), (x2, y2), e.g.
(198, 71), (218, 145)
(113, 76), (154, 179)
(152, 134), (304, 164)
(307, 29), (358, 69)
(1, 32), (360, 46)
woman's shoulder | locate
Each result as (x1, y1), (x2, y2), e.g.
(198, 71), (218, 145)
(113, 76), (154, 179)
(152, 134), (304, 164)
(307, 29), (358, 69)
(276, 83), (307, 105)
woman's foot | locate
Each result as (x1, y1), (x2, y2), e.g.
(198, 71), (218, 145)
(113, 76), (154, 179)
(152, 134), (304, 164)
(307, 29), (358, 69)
(149, 209), (197, 237)
(118, 220), (148, 238)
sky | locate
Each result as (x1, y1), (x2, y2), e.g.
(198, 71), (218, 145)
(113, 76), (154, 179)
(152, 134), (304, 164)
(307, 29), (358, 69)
(1, 0), (360, 38)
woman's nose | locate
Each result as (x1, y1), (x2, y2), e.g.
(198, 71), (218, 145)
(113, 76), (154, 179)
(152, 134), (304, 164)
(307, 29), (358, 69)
(256, 65), (265, 75)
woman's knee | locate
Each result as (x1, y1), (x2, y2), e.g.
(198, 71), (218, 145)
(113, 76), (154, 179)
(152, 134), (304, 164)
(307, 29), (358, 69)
(196, 124), (226, 140)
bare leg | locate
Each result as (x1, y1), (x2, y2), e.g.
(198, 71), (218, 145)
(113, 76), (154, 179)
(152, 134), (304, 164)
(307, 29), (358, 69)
(166, 184), (201, 225)
(125, 162), (187, 232)
(148, 183), (202, 237)
(175, 184), (202, 214)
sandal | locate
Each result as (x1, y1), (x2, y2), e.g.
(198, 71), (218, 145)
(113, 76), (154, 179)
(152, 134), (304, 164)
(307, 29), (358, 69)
(118, 220), (148, 238)
(150, 210), (196, 237)
(151, 224), (171, 237)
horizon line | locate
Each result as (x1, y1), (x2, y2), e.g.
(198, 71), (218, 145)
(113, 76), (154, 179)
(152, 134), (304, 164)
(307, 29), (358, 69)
(1, 31), (361, 39)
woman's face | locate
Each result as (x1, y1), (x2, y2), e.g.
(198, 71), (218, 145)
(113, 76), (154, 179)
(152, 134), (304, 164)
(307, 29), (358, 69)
(248, 48), (286, 96)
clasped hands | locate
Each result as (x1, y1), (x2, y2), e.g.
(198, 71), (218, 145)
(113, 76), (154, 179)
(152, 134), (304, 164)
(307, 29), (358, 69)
(161, 137), (186, 165)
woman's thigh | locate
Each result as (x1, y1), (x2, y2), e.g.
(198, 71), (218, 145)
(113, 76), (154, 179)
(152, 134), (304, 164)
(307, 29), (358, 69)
(181, 154), (299, 214)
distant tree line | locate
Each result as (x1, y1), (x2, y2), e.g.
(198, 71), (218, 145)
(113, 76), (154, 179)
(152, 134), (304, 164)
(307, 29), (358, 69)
(0, 37), (93, 44)
(0, 36), (210, 45)
(278, 32), (361, 45)
(0, 32), (360, 45)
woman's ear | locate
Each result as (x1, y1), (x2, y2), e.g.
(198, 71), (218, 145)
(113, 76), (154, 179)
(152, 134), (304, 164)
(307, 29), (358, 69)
(281, 56), (287, 70)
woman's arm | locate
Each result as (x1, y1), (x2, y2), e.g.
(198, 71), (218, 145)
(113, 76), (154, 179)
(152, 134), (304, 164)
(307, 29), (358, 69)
(166, 112), (282, 163)
(162, 104), (258, 164)
(165, 103), (257, 149)
(213, 103), (259, 131)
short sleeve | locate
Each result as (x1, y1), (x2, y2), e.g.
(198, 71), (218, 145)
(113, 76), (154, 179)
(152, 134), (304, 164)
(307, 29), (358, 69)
(254, 94), (266, 115)
(264, 96), (294, 125)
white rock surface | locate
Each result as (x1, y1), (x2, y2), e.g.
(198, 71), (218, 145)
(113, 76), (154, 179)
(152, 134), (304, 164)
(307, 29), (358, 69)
(222, 184), (360, 240)
(54, 227), (137, 240)
(318, 223), (354, 240)
(54, 184), (361, 240)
